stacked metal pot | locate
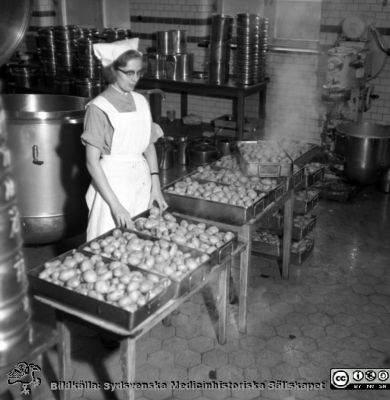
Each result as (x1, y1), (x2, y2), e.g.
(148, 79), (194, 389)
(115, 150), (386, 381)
(37, 25), (80, 93)
(147, 30), (193, 80)
(234, 13), (268, 85)
(101, 27), (130, 43)
(0, 95), (33, 367)
(208, 14), (234, 84)
(36, 26), (57, 84)
(75, 29), (104, 98)
(36, 25), (107, 97)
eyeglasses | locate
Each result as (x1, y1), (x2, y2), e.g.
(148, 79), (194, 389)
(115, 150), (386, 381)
(117, 67), (144, 79)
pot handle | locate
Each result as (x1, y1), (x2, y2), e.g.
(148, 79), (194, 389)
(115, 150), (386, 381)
(32, 145), (44, 165)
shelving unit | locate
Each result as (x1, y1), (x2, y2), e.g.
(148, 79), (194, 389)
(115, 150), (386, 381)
(252, 161), (324, 266)
(137, 77), (268, 140)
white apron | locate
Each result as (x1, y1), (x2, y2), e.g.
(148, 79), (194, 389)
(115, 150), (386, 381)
(85, 92), (151, 240)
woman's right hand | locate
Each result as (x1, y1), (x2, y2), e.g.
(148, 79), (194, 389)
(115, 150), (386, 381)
(110, 202), (133, 229)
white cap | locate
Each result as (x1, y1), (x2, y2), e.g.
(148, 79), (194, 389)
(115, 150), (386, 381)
(93, 38), (141, 67)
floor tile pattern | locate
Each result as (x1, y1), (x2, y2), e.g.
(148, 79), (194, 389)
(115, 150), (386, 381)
(9, 188), (390, 400)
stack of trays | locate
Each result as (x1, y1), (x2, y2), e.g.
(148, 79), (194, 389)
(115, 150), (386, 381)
(256, 213), (316, 241)
(235, 14), (268, 86)
(252, 230), (281, 257)
(292, 165), (306, 188)
(257, 211), (283, 230)
(290, 236), (315, 265)
(303, 163), (325, 188)
(291, 214), (317, 241)
(294, 189), (320, 214)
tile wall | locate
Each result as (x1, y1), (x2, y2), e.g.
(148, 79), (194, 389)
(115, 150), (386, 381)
(129, 0), (390, 142)
(21, 0), (390, 141)
(30, 0), (58, 27)
(129, 0), (225, 124)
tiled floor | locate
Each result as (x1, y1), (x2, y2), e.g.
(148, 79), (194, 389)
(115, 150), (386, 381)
(13, 187), (390, 400)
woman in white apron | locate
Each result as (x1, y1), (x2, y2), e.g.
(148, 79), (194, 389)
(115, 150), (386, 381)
(81, 38), (167, 240)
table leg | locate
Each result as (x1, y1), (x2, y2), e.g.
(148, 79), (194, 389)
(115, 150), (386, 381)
(180, 92), (188, 118)
(217, 258), (231, 344)
(282, 187), (294, 279)
(120, 338), (136, 400)
(56, 312), (71, 400)
(149, 94), (162, 124)
(236, 95), (245, 140)
(258, 85), (267, 128)
(238, 225), (251, 334)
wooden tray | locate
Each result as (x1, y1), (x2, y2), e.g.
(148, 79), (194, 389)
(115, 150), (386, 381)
(294, 191), (320, 214)
(290, 238), (314, 265)
(257, 212), (283, 230)
(252, 231), (281, 257)
(292, 215), (317, 241)
(305, 166), (325, 188)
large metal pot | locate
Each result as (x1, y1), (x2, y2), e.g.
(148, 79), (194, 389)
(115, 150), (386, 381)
(335, 122), (390, 185)
(0, 0), (33, 66)
(3, 94), (90, 244)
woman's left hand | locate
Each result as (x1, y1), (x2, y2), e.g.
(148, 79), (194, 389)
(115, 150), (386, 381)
(149, 186), (168, 211)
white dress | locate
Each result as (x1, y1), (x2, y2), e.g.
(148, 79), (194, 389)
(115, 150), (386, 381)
(85, 92), (152, 240)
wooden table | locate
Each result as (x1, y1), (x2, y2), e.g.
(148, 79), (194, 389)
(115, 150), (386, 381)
(175, 174), (295, 334)
(137, 77), (268, 140)
(34, 255), (235, 400)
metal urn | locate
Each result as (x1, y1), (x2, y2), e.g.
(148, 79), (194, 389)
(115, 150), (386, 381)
(0, 95), (33, 368)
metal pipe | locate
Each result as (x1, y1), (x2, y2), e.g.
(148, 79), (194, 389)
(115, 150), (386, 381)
(369, 25), (390, 56)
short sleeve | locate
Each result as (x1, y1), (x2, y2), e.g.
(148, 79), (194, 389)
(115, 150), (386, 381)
(81, 104), (113, 154)
(150, 122), (164, 144)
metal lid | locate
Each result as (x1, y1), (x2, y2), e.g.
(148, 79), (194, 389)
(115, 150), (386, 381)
(0, 0), (33, 66)
(2, 94), (87, 121)
(336, 122), (390, 139)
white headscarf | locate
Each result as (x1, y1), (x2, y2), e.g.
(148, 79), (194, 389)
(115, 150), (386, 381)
(93, 38), (141, 67)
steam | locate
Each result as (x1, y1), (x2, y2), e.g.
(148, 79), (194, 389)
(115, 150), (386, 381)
(265, 54), (322, 143)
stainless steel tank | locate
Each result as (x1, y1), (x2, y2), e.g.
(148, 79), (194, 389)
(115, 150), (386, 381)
(3, 94), (90, 244)
(0, 94), (32, 368)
